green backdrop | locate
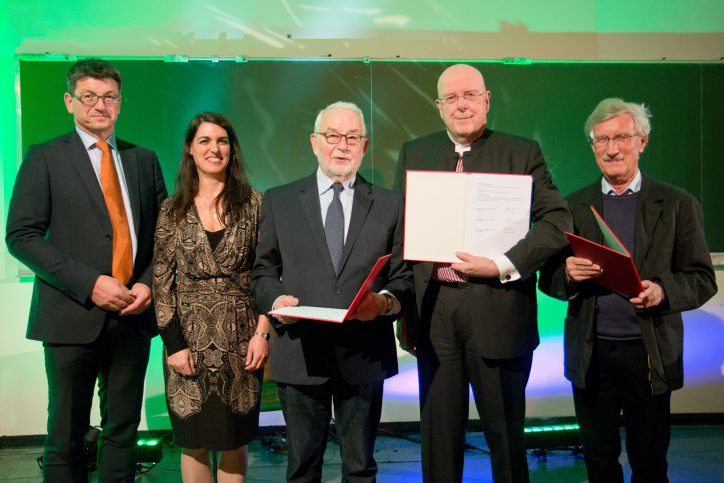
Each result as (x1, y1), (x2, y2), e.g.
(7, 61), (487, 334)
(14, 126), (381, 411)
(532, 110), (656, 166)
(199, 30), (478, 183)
(17, 59), (723, 252)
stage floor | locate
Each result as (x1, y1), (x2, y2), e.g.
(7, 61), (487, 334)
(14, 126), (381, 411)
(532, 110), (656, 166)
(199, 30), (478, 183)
(1, 425), (722, 481)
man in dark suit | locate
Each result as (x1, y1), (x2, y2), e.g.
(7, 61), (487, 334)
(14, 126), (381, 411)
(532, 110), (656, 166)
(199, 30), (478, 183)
(6, 59), (167, 482)
(539, 98), (717, 483)
(252, 101), (414, 482)
(393, 64), (571, 483)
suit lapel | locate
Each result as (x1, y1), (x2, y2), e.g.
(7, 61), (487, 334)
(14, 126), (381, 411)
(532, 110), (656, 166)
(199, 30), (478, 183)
(338, 177), (373, 275)
(63, 131), (110, 221)
(441, 139), (458, 171)
(118, 141), (142, 237)
(298, 175), (337, 275)
(419, 132), (457, 172)
(634, 176), (663, 269)
(578, 183), (604, 244)
(459, 129), (495, 173)
(434, 132), (458, 171)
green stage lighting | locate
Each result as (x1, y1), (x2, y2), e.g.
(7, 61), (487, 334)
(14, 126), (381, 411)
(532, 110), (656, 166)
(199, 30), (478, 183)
(136, 438), (163, 465)
(524, 424), (581, 450)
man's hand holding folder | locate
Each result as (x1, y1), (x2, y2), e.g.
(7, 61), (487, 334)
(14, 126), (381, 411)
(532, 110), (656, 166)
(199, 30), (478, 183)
(272, 295), (301, 325)
(449, 251), (501, 278)
(565, 206), (665, 309)
(565, 255), (664, 309)
(268, 254), (393, 323)
(272, 292), (389, 324)
(630, 280), (666, 310)
(565, 256), (603, 283)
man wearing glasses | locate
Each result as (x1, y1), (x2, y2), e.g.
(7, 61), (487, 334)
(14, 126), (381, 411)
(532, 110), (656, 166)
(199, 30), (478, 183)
(252, 101), (414, 482)
(539, 98), (716, 482)
(6, 58), (167, 482)
(393, 64), (570, 482)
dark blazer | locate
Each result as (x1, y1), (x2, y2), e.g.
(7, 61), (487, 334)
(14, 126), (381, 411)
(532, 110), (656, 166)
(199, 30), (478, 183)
(251, 172), (414, 385)
(6, 130), (168, 344)
(539, 174), (717, 394)
(394, 129), (571, 359)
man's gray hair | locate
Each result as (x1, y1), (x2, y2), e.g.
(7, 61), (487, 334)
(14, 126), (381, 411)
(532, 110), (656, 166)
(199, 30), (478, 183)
(585, 98), (652, 139)
(314, 101), (367, 136)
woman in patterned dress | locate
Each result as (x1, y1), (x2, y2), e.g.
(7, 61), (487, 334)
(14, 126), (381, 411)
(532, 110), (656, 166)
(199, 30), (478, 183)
(153, 112), (270, 482)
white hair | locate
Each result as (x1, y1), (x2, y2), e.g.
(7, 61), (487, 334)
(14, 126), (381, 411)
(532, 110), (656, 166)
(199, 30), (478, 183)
(585, 98), (652, 139)
(313, 101), (367, 136)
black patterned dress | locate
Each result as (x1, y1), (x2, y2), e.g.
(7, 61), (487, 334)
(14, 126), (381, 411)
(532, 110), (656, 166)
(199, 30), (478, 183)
(152, 190), (262, 450)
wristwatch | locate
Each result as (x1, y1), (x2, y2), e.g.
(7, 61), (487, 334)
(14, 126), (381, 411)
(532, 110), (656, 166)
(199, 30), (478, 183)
(382, 293), (394, 315)
(254, 331), (270, 340)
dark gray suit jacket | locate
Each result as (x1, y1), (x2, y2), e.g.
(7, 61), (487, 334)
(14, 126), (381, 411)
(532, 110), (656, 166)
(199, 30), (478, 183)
(539, 174), (717, 394)
(251, 172), (414, 385)
(394, 129), (571, 359)
(6, 130), (168, 344)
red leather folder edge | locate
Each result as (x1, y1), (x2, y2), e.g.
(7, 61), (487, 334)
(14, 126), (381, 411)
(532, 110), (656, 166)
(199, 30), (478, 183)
(565, 232), (643, 298)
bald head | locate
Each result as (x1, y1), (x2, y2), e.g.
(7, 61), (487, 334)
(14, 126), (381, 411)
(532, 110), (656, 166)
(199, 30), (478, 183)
(435, 64), (490, 145)
(437, 64), (486, 98)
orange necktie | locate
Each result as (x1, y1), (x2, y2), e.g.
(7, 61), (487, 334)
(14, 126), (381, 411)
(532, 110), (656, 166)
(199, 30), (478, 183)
(96, 140), (133, 285)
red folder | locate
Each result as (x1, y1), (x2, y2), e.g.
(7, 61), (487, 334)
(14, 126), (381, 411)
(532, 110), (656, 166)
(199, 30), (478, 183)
(268, 254), (392, 323)
(564, 206), (643, 298)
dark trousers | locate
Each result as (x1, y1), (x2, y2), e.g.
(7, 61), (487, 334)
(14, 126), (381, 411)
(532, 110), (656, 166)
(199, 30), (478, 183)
(42, 317), (151, 483)
(573, 338), (671, 483)
(418, 283), (532, 483)
(277, 378), (384, 483)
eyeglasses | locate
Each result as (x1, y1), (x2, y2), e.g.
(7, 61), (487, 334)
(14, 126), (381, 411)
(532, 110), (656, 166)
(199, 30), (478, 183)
(72, 93), (121, 107)
(437, 91), (486, 105)
(590, 134), (640, 148)
(316, 132), (365, 146)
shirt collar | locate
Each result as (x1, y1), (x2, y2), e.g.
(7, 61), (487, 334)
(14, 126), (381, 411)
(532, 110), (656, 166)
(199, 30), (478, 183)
(446, 130), (472, 156)
(76, 127), (117, 152)
(316, 167), (356, 195)
(601, 169), (642, 195)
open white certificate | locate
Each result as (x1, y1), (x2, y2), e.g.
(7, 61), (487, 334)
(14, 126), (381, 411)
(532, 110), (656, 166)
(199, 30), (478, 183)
(268, 254), (391, 323)
(403, 170), (532, 263)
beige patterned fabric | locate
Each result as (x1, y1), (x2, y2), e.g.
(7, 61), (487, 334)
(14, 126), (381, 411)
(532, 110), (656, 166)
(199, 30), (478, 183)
(153, 190), (262, 420)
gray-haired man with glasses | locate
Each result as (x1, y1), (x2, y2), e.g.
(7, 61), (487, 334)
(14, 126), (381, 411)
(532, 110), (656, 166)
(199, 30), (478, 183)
(252, 101), (414, 482)
(540, 98), (716, 483)
(314, 131), (365, 146)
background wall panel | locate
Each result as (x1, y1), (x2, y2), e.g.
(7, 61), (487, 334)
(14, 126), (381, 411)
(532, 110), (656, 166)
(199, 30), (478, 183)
(17, 60), (724, 252)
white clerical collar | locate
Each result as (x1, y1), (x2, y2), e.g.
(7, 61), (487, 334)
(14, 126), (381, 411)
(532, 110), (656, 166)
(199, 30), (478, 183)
(446, 131), (472, 156)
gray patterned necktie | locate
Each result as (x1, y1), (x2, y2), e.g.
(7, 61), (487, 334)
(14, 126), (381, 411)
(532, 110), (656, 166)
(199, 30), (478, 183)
(325, 183), (345, 274)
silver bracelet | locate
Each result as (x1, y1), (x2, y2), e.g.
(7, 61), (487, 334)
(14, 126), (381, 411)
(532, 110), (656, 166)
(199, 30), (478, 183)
(254, 331), (270, 340)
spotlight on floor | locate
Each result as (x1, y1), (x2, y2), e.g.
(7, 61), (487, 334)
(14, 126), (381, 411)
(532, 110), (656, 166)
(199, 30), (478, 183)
(524, 423), (581, 450)
(136, 438), (163, 465)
